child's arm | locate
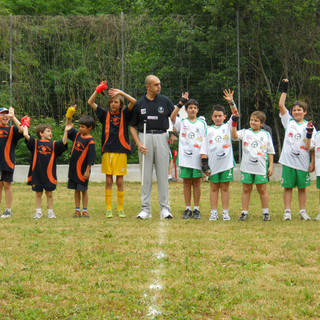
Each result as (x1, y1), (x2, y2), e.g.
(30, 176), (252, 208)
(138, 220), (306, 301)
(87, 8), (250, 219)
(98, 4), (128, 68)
(170, 92), (188, 124)
(23, 125), (30, 141)
(108, 88), (136, 111)
(88, 81), (108, 111)
(223, 89), (238, 115)
(8, 107), (24, 133)
(83, 164), (92, 181)
(305, 121), (314, 151)
(66, 104), (77, 126)
(62, 124), (72, 145)
(230, 114), (240, 140)
(267, 154), (274, 177)
(279, 79), (289, 116)
(200, 155), (211, 176)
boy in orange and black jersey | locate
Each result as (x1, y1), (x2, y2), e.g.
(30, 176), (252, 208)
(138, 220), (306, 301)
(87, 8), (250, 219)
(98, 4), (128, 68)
(65, 107), (96, 218)
(23, 123), (68, 219)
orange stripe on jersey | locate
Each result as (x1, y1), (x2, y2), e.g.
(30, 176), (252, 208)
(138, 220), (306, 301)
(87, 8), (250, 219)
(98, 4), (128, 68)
(28, 139), (38, 182)
(47, 141), (57, 185)
(101, 112), (110, 152)
(76, 140), (94, 182)
(119, 110), (130, 150)
(4, 127), (14, 169)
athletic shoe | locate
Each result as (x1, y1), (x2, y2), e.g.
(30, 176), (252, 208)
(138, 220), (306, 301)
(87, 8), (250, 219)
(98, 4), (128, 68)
(263, 213), (270, 221)
(160, 208), (173, 219)
(137, 211), (152, 219)
(193, 209), (201, 219)
(73, 210), (81, 218)
(34, 212), (43, 219)
(118, 210), (126, 218)
(283, 210), (291, 221)
(82, 211), (89, 218)
(314, 213), (320, 221)
(299, 211), (311, 221)
(238, 213), (249, 221)
(182, 209), (192, 219)
(168, 177), (178, 182)
(1, 210), (12, 218)
(222, 212), (231, 221)
(48, 212), (56, 219)
(209, 212), (218, 221)
(106, 209), (113, 218)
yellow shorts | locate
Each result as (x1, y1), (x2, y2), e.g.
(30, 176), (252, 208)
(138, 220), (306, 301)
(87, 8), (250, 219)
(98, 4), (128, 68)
(101, 152), (127, 176)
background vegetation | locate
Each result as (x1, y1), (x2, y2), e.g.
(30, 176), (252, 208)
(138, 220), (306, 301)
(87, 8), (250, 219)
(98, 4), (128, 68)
(1, 0), (320, 163)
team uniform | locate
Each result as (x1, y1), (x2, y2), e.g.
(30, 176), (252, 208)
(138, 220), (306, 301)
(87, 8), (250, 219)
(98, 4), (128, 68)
(233, 128), (275, 184)
(200, 117), (234, 183)
(67, 128), (96, 191)
(279, 110), (315, 188)
(173, 117), (206, 178)
(26, 136), (67, 191)
(311, 132), (320, 188)
(0, 125), (23, 182)
(130, 94), (174, 216)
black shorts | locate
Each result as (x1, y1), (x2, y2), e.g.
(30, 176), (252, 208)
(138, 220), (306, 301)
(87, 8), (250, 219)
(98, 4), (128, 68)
(32, 185), (56, 192)
(67, 179), (88, 191)
(0, 170), (13, 183)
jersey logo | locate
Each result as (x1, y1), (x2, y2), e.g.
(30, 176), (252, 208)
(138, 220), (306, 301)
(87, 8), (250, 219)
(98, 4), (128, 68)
(215, 136), (222, 142)
(158, 106), (164, 113)
(294, 133), (302, 140)
(141, 109), (146, 114)
(75, 141), (85, 152)
(251, 141), (258, 148)
(188, 132), (195, 139)
(111, 116), (120, 126)
(0, 129), (8, 138)
(38, 144), (51, 155)
(184, 150), (193, 156)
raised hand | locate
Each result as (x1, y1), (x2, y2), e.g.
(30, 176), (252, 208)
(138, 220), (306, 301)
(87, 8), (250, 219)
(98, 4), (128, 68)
(280, 79), (289, 93)
(223, 89), (234, 103)
(108, 88), (122, 97)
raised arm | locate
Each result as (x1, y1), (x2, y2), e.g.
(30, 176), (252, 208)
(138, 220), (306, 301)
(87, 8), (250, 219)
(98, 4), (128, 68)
(108, 88), (136, 111)
(223, 89), (238, 115)
(23, 124), (30, 141)
(88, 81), (108, 111)
(279, 79), (289, 116)
(230, 114), (239, 140)
(8, 107), (23, 133)
(170, 92), (188, 124)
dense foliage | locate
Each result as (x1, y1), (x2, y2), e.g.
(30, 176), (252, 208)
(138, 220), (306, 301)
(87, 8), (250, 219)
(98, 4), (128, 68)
(1, 0), (320, 163)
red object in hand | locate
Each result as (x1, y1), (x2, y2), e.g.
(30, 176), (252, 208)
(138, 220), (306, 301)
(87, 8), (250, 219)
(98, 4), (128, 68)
(96, 81), (108, 95)
(21, 116), (30, 128)
(173, 149), (178, 179)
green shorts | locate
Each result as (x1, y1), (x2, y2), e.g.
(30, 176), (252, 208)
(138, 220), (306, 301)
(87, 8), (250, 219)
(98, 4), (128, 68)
(317, 177), (320, 189)
(180, 166), (203, 179)
(281, 165), (310, 189)
(209, 169), (233, 183)
(241, 172), (268, 184)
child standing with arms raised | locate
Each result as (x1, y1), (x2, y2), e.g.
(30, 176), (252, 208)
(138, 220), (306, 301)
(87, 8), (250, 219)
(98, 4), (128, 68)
(170, 95), (206, 219)
(231, 111), (275, 221)
(88, 81), (136, 218)
(278, 79), (315, 221)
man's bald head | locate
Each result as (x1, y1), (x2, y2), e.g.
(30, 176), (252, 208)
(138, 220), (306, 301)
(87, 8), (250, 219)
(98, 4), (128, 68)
(145, 75), (160, 86)
(145, 75), (161, 98)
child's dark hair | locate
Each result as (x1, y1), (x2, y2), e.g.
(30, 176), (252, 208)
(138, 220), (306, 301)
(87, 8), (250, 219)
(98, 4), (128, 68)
(292, 100), (307, 112)
(79, 115), (95, 130)
(107, 95), (124, 110)
(35, 124), (52, 139)
(251, 111), (266, 124)
(211, 104), (226, 115)
(185, 99), (199, 109)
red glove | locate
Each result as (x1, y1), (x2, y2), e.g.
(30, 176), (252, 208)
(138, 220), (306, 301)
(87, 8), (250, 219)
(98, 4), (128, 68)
(306, 121), (314, 139)
(96, 81), (108, 95)
(21, 116), (30, 128)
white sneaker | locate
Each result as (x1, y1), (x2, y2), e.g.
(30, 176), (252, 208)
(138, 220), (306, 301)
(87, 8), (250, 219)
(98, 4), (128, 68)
(34, 212), (43, 219)
(137, 211), (152, 219)
(209, 212), (218, 221)
(222, 212), (231, 221)
(283, 210), (291, 221)
(48, 212), (56, 219)
(160, 208), (172, 219)
(314, 213), (320, 221)
(299, 211), (311, 221)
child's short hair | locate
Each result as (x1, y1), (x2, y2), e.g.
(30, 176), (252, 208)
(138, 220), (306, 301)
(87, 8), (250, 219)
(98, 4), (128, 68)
(35, 124), (52, 139)
(107, 95), (124, 110)
(79, 115), (95, 130)
(251, 111), (266, 124)
(211, 104), (226, 115)
(292, 100), (307, 112)
(185, 99), (199, 109)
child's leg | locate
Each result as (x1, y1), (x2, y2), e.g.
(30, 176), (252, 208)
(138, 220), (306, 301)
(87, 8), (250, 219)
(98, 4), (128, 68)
(210, 182), (219, 210)
(3, 181), (12, 209)
(116, 175), (124, 212)
(256, 183), (268, 208)
(45, 191), (53, 210)
(81, 190), (88, 209)
(297, 187), (306, 210)
(0, 181), (3, 206)
(74, 190), (81, 208)
(242, 183), (253, 211)
(35, 191), (43, 209)
(105, 175), (113, 211)
(283, 187), (293, 210)
(192, 177), (201, 207)
(220, 182), (230, 210)
(183, 178), (192, 207)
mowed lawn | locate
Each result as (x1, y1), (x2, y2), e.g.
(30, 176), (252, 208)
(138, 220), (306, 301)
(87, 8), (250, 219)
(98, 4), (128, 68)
(0, 181), (320, 319)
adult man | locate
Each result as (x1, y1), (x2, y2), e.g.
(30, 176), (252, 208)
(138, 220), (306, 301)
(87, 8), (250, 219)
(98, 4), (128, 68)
(130, 75), (175, 219)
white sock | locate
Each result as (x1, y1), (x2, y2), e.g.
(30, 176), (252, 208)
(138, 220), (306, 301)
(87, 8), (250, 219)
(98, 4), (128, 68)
(186, 206), (191, 211)
(48, 209), (54, 214)
(36, 208), (42, 214)
(168, 175), (172, 179)
(193, 206), (199, 211)
(262, 208), (269, 214)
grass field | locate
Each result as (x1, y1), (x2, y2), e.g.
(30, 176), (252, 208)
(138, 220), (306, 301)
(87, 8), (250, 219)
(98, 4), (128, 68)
(0, 181), (320, 319)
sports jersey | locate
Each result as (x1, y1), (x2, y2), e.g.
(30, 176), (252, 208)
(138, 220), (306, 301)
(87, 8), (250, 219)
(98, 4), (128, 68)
(68, 128), (96, 185)
(173, 117), (206, 170)
(200, 117), (234, 175)
(0, 125), (23, 173)
(234, 128), (275, 175)
(130, 94), (174, 132)
(26, 136), (67, 188)
(311, 131), (320, 176)
(96, 106), (131, 154)
(279, 110), (315, 172)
